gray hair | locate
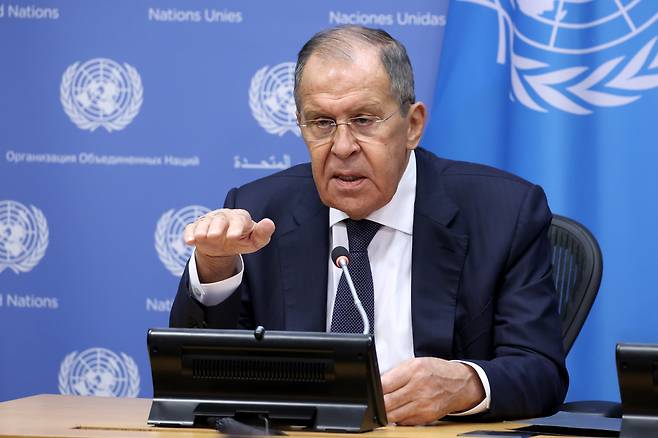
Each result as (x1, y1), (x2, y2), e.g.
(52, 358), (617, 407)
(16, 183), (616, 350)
(294, 25), (416, 115)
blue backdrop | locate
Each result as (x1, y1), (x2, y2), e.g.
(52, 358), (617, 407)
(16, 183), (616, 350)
(1, 0), (655, 405)
(426, 0), (658, 403)
(0, 0), (448, 400)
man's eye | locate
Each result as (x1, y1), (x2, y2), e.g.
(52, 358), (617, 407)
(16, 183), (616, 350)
(312, 120), (334, 129)
(351, 117), (375, 127)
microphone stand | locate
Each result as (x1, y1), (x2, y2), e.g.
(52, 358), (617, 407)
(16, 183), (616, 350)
(332, 247), (370, 335)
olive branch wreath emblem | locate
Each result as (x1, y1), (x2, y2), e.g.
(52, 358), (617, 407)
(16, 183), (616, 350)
(0, 204), (48, 274)
(60, 60), (143, 132)
(155, 206), (210, 277)
(58, 350), (140, 397)
(155, 209), (185, 277)
(249, 64), (301, 136)
(511, 37), (658, 115)
(462, 0), (658, 114)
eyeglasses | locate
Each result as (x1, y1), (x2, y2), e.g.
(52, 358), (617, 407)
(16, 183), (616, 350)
(298, 110), (400, 144)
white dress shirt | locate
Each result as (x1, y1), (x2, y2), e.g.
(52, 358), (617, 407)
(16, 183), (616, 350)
(188, 150), (490, 415)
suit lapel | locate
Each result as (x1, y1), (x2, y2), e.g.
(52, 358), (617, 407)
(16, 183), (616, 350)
(411, 149), (469, 359)
(277, 187), (329, 332)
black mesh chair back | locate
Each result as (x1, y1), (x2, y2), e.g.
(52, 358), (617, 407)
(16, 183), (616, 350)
(548, 215), (603, 354)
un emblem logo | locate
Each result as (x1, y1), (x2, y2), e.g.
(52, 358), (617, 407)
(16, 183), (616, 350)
(59, 347), (140, 397)
(60, 58), (143, 132)
(249, 62), (301, 136)
(155, 205), (210, 276)
(465, 0), (658, 114)
(0, 200), (49, 275)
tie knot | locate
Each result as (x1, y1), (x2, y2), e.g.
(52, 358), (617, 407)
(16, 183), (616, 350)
(345, 219), (382, 252)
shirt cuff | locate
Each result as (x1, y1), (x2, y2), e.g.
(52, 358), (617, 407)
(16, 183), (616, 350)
(448, 360), (491, 416)
(188, 248), (244, 306)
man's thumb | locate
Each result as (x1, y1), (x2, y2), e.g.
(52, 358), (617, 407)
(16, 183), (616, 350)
(251, 218), (275, 248)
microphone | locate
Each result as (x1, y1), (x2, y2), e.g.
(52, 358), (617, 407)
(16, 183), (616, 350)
(331, 246), (370, 335)
(331, 246), (349, 268)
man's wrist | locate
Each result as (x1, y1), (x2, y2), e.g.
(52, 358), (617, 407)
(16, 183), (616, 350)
(195, 251), (238, 283)
(452, 362), (486, 413)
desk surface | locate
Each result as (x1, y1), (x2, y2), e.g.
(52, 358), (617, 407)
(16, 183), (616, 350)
(0, 394), (530, 438)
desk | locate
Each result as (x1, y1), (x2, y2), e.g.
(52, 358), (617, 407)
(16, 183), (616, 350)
(0, 394), (530, 437)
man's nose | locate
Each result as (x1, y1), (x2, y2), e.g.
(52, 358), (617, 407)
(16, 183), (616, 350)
(331, 124), (359, 158)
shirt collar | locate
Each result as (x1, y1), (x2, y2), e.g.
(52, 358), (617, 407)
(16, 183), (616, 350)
(329, 150), (416, 235)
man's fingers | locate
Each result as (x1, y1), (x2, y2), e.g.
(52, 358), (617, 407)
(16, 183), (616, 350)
(251, 218), (275, 248)
(207, 214), (229, 239)
(192, 217), (211, 242)
(183, 209), (275, 256)
(383, 383), (414, 413)
(388, 403), (438, 426)
(386, 389), (448, 425)
(386, 399), (419, 425)
(183, 223), (196, 244)
(226, 212), (254, 240)
(381, 359), (413, 394)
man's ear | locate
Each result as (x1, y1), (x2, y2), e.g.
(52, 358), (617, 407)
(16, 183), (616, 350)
(406, 102), (427, 150)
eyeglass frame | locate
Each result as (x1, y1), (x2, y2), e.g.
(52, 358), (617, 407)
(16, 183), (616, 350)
(297, 109), (401, 144)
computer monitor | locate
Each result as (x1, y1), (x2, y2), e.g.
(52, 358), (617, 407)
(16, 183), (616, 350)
(147, 327), (387, 432)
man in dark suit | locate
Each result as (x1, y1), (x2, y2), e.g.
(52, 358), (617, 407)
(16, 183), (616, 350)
(171, 25), (568, 424)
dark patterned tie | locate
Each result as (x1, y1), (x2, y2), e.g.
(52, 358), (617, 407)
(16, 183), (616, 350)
(330, 219), (382, 334)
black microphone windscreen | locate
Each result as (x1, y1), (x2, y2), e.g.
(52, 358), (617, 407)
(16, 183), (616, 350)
(331, 246), (349, 267)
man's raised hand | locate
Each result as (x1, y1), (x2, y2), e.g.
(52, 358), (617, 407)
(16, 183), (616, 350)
(183, 209), (275, 283)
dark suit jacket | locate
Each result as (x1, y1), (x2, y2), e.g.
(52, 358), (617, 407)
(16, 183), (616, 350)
(170, 147), (568, 420)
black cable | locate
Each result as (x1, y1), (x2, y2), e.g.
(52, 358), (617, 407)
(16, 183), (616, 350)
(207, 416), (287, 436)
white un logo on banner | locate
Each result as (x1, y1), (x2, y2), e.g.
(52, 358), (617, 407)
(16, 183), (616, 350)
(155, 205), (210, 276)
(60, 58), (143, 132)
(0, 200), (49, 274)
(59, 348), (140, 397)
(465, 0), (658, 114)
(249, 62), (300, 136)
